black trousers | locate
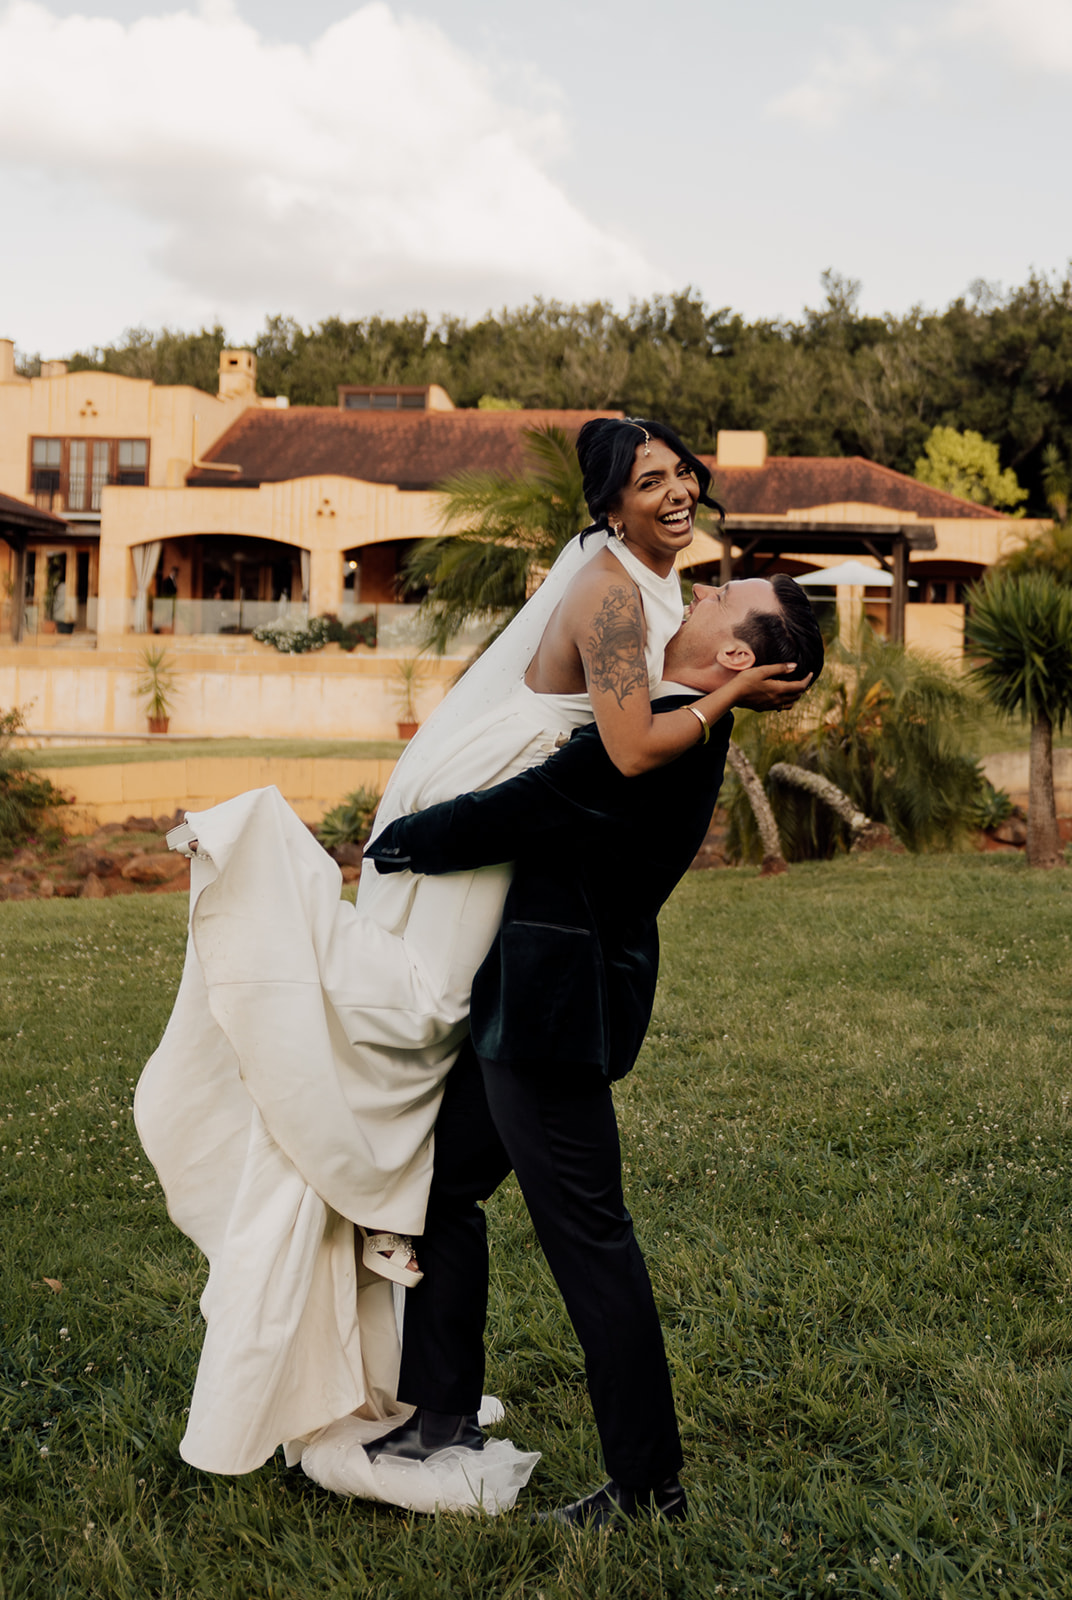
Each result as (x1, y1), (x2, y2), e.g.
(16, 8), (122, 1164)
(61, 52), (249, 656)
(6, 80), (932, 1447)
(397, 1040), (683, 1488)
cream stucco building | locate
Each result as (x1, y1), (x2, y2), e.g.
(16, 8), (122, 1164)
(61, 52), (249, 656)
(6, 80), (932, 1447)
(0, 344), (1042, 740)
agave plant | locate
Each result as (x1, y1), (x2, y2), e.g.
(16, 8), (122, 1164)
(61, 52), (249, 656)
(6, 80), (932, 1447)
(316, 786), (382, 851)
(403, 424), (588, 655)
(965, 568), (1072, 867)
(725, 633), (987, 862)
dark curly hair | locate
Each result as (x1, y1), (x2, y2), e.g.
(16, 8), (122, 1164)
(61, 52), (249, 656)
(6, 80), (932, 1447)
(576, 417), (724, 541)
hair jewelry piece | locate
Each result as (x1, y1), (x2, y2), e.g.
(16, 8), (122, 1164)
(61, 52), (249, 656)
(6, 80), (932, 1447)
(625, 418), (652, 456)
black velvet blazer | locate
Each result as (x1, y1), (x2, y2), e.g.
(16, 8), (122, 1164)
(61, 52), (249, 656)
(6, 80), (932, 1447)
(365, 698), (732, 1080)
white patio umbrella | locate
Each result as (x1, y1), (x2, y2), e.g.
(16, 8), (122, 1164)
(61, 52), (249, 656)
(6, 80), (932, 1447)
(796, 561), (894, 587)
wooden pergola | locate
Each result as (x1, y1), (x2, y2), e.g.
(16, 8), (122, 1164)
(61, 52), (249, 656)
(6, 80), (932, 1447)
(0, 492), (70, 643)
(709, 517), (938, 645)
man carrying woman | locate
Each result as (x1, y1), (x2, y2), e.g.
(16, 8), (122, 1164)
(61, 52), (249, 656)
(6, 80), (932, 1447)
(361, 571), (823, 1524)
(137, 416), (820, 1513)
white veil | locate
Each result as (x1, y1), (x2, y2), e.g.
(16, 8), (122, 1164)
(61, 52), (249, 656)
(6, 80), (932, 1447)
(372, 532), (609, 830)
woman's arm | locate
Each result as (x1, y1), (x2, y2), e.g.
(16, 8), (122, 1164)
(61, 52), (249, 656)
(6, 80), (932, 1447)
(574, 569), (801, 777)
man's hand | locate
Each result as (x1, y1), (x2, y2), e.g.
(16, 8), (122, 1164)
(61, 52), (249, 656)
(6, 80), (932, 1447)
(732, 662), (814, 713)
(364, 820), (411, 872)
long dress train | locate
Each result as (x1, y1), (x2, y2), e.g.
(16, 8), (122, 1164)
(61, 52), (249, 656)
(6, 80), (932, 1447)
(135, 535), (683, 1501)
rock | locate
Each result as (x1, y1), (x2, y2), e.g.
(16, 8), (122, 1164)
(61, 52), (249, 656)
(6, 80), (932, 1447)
(690, 842), (728, 869)
(990, 816), (1027, 846)
(53, 881), (82, 898)
(850, 823), (904, 854)
(688, 809), (729, 871)
(123, 816), (159, 833)
(98, 822), (125, 835)
(0, 879), (34, 901)
(121, 851), (189, 885)
(71, 847), (119, 879)
(37, 880), (55, 899)
(329, 842), (365, 868)
(155, 813), (183, 833)
(340, 864), (362, 883)
(80, 873), (108, 899)
(975, 834), (1021, 854)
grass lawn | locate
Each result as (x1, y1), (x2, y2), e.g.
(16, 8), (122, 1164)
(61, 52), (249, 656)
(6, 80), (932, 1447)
(26, 739), (407, 770)
(2, 855), (1071, 1599)
(20, 714), (1071, 773)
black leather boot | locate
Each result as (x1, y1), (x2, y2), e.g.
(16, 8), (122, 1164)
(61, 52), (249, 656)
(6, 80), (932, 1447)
(538, 1476), (687, 1527)
(364, 1408), (484, 1463)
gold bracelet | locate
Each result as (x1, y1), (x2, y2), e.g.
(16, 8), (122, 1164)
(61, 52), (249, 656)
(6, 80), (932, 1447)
(685, 704), (710, 744)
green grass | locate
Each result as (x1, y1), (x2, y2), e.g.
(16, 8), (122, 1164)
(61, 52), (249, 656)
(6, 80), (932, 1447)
(22, 715), (1070, 773)
(2, 856), (1071, 1597)
(25, 739), (407, 769)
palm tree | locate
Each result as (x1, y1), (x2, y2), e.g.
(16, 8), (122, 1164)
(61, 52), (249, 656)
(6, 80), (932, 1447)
(965, 569), (1072, 868)
(725, 632), (986, 862)
(403, 425), (588, 654)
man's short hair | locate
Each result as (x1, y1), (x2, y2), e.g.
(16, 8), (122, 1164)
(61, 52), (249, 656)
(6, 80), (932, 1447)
(735, 575), (824, 684)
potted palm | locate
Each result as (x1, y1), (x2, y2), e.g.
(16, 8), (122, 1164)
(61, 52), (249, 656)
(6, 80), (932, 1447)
(394, 656), (426, 740)
(136, 646), (178, 734)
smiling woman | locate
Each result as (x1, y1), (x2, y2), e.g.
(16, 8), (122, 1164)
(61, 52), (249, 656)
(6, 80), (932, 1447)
(524, 417), (817, 775)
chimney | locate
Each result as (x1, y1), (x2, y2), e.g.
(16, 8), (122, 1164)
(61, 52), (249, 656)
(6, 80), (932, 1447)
(40, 359), (69, 379)
(715, 430), (767, 469)
(218, 348), (257, 401)
(0, 339), (15, 384)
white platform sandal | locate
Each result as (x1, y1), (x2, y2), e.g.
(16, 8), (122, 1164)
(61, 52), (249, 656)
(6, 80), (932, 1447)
(358, 1227), (424, 1286)
(166, 820), (202, 858)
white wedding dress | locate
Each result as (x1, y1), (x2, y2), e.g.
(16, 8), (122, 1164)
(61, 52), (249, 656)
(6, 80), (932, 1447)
(135, 534), (683, 1511)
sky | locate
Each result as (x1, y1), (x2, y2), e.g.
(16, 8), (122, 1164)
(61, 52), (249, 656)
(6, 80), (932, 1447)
(2, 0), (1072, 358)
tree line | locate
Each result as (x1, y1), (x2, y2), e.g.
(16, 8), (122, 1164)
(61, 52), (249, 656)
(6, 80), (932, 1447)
(32, 267), (1072, 514)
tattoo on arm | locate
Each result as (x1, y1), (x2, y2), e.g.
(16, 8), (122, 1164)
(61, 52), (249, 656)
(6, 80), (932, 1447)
(583, 585), (648, 708)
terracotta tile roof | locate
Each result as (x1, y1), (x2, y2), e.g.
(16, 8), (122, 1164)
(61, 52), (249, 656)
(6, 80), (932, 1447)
(698, 455), (1003, 520)
(187, 412), (1002, 521)
(0, 491), (67, 533)
(188, 407), (622, 490)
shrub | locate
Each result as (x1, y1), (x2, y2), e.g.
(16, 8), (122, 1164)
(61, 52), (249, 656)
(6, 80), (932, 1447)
(972, 777), (1015, 832)
(252, 614), (377, 654)
(316, 787), (381, 851)
(725, 637), (988, 861)
(0, 707), (70, 856)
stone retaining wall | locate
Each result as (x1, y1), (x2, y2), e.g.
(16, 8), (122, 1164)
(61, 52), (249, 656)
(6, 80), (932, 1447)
(53, 756), (399, 833)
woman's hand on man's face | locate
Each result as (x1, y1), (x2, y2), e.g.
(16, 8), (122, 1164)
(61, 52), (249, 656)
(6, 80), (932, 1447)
(732, 662), (814, 712)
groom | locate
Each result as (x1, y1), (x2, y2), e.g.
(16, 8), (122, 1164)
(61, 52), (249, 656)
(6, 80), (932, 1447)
(362, 575), (823, 1526)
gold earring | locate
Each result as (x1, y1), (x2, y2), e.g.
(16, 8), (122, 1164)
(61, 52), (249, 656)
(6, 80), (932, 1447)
(612, 523), (625, 541)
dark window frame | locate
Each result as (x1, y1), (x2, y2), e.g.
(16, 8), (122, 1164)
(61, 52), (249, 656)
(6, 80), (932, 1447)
(28, 436), (151, 511)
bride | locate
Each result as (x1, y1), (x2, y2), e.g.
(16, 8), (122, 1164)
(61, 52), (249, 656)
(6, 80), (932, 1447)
(136, 416), (805, 1497)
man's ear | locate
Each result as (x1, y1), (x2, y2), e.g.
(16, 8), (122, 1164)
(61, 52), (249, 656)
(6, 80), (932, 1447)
(715, 640), (757, 672)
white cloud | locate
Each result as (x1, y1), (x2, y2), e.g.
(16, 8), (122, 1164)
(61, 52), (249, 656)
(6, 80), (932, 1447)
(947, 0), (1072, 74)
(765, 29), (898, 129)
(767, 0), (1072, 131)
(0, 0), (667, 329)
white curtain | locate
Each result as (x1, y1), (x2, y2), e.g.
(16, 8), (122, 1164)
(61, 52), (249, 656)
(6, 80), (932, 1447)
(131, 541), (162, 633)
(300, 549), (311, 605)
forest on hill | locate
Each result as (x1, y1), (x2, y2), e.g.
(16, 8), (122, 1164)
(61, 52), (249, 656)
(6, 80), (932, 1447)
(39, 268), (1072, 514)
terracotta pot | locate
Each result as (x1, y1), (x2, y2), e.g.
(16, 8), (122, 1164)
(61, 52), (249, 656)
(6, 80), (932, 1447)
(148, 716), (170, 734)
(396, 720), (419, 741)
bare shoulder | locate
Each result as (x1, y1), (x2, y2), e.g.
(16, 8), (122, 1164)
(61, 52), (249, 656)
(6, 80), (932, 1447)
(568, 558), (648, 707)
(560, 551), (645, 632)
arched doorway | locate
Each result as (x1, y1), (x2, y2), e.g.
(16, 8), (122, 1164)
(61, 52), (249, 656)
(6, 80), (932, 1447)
(145, 533), (308, 635)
